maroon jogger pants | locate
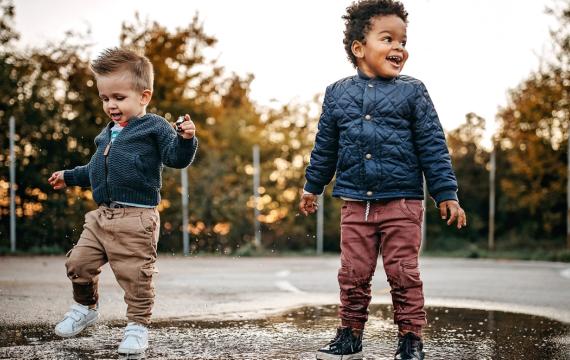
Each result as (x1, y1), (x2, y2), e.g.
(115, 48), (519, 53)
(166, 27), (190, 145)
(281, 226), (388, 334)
(338, 199), (426, 333)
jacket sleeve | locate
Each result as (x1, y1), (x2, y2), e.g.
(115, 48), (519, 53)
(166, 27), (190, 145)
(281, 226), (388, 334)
(304, 86), (339, 195)
(63, 161), (92, 188)
(155, 119), (198, 169)
(62, 128), (106, 188)
(411, 81), (458, 205)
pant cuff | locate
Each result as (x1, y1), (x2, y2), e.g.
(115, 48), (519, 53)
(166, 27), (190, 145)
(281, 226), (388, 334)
(128, 316), (151, 326)
(72, 283), (98, 306)
(341, 319), (365, 330)
(398, 324), (422, 337)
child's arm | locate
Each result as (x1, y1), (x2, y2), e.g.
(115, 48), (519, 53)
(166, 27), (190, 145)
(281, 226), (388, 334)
(303, 88), (339, 194)
(48, 161), (92, 190)
(300, 87), (338, 216)
(156, 114), (198, 169)
(411, 81), (466, 228)
(62, 164), (91, 188)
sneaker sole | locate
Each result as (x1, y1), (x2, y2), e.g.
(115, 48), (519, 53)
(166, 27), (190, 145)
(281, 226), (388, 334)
(118, 346), (148, 355)
(119, 353), (145, 360)
(54, 315), (98, 338)
(315, 351), (363, 360)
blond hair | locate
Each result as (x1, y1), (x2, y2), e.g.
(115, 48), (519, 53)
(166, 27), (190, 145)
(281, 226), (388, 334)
(91, 48), (154, 92)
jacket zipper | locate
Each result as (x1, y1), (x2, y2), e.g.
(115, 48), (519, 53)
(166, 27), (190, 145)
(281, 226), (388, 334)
(103, 141), (112, 202)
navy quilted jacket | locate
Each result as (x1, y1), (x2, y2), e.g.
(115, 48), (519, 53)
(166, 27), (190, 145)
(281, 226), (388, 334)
(64, 113), (198, 206)
(304, 70), (458, 205)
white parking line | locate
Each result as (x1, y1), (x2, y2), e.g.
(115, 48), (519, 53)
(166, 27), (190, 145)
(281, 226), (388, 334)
(275, 270), (291, 278)
(561, 268), (570, 279)
(275, 280), (304, 293)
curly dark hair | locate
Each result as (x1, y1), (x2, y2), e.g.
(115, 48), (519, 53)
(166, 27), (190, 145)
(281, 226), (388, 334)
(342, 0), (408, 67)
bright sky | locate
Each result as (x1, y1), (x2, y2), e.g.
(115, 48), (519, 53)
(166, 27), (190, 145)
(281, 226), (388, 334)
(14, 0), (556, 141)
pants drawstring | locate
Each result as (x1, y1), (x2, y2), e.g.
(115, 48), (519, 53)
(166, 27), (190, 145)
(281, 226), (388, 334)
(365, 201), (370, 222)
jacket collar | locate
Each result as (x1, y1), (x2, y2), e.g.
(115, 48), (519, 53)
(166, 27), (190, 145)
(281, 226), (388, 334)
(356, 68), (397, 83)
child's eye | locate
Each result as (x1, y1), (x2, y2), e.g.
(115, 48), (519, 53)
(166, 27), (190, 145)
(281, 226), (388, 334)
(115, 97), (125, 101)
(401, 41), (407, 47)
(382, 37), (392, 43)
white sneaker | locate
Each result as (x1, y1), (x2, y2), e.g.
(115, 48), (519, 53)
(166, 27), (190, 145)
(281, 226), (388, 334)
(54, 303), (98, 337)
(118, 322), (148, 355)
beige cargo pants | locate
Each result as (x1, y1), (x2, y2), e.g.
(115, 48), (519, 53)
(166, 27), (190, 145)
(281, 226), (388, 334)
(65, 205), (160, 325)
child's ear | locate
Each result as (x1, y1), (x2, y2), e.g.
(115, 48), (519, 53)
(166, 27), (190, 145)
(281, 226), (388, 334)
(351, 40), (365, 59)
(140, 89), (153, 106)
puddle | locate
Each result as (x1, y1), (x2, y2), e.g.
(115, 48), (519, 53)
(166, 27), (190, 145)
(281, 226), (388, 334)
(1, 305), (569, 359)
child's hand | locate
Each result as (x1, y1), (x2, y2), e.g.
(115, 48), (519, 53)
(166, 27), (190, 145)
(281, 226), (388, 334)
(439, 200), (467, 229)
(299, 192), (319, 216)
(48, 170), (66, 190)
(177, 114), (196, 139)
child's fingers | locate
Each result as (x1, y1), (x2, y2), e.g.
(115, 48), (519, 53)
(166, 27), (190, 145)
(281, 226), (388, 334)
(447, 206), (458, 226)
(439, 203), (447, 220)
(309, 202), (319, 214)
(299, 199), (308, 216)
(181, 120), (195, 130)
(180, 120), (196, 138)
(457, 209), (467, 229)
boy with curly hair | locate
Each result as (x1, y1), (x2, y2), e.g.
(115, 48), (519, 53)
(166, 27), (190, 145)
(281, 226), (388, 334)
(299, 1), (466, 359)
(48, 48), (198, 357)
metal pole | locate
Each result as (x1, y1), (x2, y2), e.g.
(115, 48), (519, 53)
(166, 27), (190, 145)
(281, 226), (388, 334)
(420, 178), (427, 253)
(253, 145), (261, 248)
(181, 168), (189, 256)
(489, 145), (496, 251)
(567, 127), (570, 250)
(9, 116), (16, 253)
(316, 194), (324, 255)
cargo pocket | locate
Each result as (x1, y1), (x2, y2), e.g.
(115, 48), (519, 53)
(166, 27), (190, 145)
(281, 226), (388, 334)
(399, 259), (421, 289)
(137, 264), (158, 299)
(138, 212), (157, 236)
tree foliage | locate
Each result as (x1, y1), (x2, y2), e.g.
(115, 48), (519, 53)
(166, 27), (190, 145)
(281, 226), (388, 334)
(1, 0), (570, 254)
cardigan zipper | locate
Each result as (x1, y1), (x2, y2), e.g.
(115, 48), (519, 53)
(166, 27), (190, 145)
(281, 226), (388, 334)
(103, 141), (112, 202)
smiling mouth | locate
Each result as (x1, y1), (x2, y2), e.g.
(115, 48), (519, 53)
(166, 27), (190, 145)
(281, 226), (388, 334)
(386, 55), (403, 67)
(110, 112), (122, 121)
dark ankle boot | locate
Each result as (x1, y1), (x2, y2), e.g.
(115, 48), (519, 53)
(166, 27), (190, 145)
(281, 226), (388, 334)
(394, 332), (424, 360)
(316, 327), (363, 360)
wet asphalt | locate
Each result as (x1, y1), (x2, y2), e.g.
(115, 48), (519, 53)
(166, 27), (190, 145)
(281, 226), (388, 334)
(1, 305), (569, 359)
(1, 256), (569, 359)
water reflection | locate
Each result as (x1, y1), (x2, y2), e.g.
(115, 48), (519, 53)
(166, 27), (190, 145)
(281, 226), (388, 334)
(0, 305), (568, 359)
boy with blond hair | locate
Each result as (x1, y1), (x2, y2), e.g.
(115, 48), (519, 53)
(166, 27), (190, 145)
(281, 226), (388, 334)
(48, 48), (198, 357)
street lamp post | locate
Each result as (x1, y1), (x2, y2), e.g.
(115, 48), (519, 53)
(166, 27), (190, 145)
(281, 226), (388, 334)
(489, 145), (496, 251)
(253, 145), (261, 248)
(316, 195), (323, 255)
(9, 116), (16, 253)
(181, 168), (189, 256)
(567, 128), (570, 249)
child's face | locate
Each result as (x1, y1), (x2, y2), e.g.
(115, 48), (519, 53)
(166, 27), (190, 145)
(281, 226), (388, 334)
(352, 15), (408, 79)
(96, 71), (151, 124)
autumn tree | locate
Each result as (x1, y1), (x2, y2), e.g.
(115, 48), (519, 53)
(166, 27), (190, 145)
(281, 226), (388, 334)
(494, 0), (569, 247)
